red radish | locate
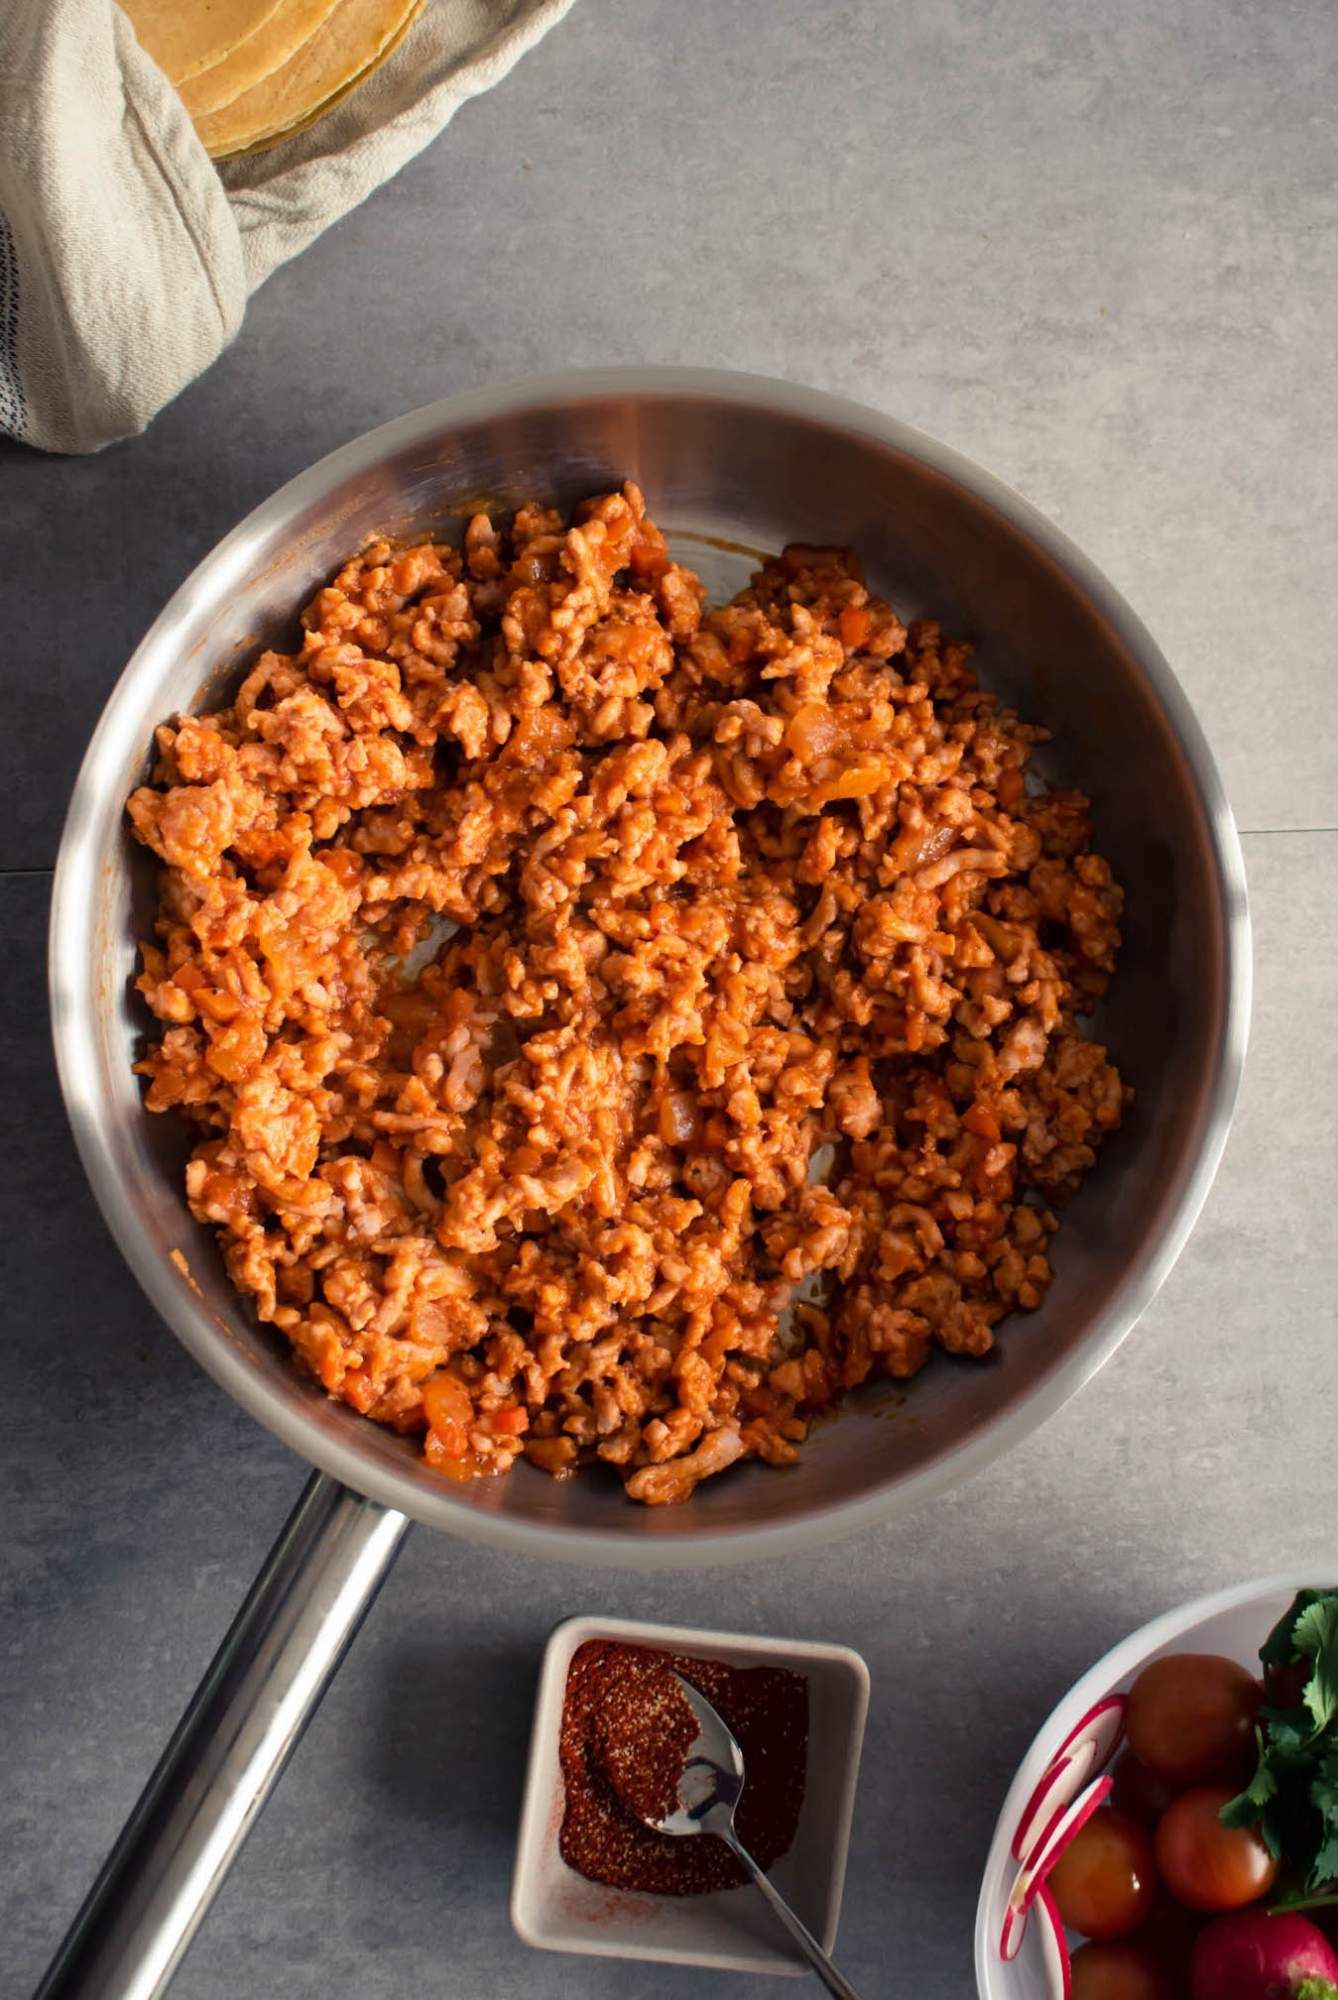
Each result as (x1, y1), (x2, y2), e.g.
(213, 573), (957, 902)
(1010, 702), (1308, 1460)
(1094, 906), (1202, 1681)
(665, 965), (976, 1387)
(1013, 1748), (1097, 1863)
(1025, 1775), (1117, 1897)
(1036, 1880), (1073, 1999)
(1000, 1775), (1115, 1959)
(1190, 1908), (1338, 1999)
(1000, 1899), (1027, 1963)
(1052, 1695), (1128, 1774)
(1011, 1698), (1127, 1863)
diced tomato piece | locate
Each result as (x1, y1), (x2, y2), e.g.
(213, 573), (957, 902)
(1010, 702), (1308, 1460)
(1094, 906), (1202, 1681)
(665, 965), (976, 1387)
(206, 1012), (266, 1081)
(838, 605), (872, 650)
(423, 1431), (477, 1481)
(422, 1370), (473, 1458)
(998, 766), (1027, 808)
(343, 1371), (378, 1415)
(485, 1404), (529, 1437)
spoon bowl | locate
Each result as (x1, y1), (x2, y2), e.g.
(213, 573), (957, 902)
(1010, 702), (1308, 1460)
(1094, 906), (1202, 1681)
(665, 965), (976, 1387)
(649, 1675), (746, 1838)
(647, 1673), (865, 2000)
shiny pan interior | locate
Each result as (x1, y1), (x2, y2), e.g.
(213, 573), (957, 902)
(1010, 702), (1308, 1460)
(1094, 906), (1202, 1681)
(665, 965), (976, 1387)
(49, 369), (1250, 1565)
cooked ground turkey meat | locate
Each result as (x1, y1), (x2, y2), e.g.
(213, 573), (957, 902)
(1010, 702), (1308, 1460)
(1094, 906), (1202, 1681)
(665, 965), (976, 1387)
(128, 484), (1128, 1504)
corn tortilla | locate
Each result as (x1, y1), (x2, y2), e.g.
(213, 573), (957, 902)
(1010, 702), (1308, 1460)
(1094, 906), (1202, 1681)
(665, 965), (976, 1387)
(121, 0), (290, 85)
(193, 0), (418, 157)
(204, 0), (422, 157)
(217, 9), (423, 160)
(180, 0), (346, 118)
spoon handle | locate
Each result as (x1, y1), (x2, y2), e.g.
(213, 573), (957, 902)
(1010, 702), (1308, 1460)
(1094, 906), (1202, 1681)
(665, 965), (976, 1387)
(721, 1828), (865, 2000)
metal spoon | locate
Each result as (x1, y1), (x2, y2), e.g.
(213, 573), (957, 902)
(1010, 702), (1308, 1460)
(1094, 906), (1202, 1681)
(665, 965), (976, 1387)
(648, 1673), (865, 2000)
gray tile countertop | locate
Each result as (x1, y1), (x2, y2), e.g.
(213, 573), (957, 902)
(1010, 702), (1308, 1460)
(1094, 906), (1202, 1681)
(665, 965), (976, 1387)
(4, 3), (1336, 1996)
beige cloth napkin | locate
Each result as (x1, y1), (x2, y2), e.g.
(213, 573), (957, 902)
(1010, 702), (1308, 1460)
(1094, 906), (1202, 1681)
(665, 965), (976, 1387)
(0, 0), (573, 454)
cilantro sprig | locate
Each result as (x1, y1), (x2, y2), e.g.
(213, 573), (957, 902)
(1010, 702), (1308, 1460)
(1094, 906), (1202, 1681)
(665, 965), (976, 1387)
(1222, 1588), (1338, 1904)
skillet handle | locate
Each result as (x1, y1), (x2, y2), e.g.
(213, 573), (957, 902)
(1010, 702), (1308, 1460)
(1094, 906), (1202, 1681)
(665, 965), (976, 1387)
(34, 1469), (410, 2000)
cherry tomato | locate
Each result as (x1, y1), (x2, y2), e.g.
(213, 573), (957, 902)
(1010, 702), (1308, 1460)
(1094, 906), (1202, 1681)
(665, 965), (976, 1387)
(1137, 1890), (1206, 1982)
(1048, 1806), (1158, 1941)
(1070, 1941), (1174, 2000)
(1110, 1750), (1178, 1827)
(1125, 1653), (1262, 1787)
(1154, 1782), (1279, 1912)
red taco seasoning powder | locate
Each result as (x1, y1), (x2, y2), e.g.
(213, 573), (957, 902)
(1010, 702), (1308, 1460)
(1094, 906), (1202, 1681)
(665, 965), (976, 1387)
(558, 1639), (808, 1895)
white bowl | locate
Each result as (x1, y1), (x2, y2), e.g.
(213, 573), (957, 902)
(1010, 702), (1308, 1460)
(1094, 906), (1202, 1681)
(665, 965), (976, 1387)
(511, 1614), (870, 1975)
(973, 1573), (1330, 1997)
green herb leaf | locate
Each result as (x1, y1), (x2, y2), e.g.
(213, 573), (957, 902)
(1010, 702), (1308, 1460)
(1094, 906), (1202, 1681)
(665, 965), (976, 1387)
(1220, 1591), (1338, 1896)
(1311, 1751), (1338, 1824)
(1266, 1716), (1315, 1763)
(1295, 1597), (1338, 1737)
(1295, 1979), (1338, 2000)
(1313, 1834), (1338, 1892)
(1223, 1730), (1278, 1821)
(1260, 1590), (1322, 1668)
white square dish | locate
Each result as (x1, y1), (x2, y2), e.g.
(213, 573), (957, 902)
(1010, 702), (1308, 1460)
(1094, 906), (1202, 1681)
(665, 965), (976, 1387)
(510, 1614), (870, 1976)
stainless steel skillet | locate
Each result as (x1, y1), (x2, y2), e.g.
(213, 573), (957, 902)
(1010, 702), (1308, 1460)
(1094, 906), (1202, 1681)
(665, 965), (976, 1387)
(43, 368), (1250, 1998)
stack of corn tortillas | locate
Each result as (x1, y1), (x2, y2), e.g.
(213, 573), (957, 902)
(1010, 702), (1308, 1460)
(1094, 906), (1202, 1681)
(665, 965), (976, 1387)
(1, 0), (572, 451)
(122, 0), (425, 158)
